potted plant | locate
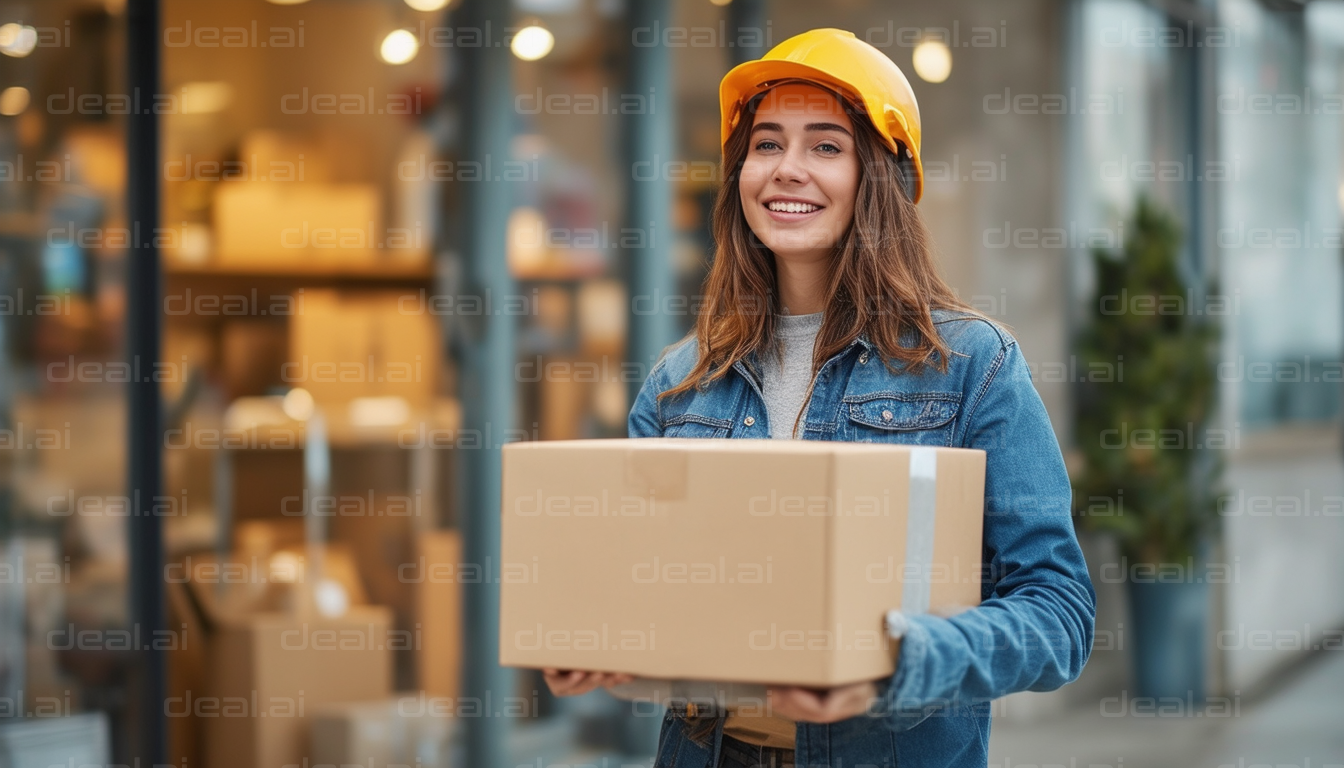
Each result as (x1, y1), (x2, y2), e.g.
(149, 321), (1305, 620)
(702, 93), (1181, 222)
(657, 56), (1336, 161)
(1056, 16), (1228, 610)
(1071, 196), (1222, 703)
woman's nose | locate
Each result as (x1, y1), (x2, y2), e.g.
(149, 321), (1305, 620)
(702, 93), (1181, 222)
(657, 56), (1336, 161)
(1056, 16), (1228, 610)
(772, 146), (809, 184)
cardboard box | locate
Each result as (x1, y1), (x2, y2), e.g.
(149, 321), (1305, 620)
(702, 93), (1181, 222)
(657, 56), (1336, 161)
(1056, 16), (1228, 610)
(230, 449), (305, 521)
(220, 320), (288, 400)
(500, 439), (985, 686)
(327, 515), (461, 699)
(184, 545), (369, 629)
(204, 606), (393, 768)
(288, 289), (439, 408)
(539, 364), (586, 440)
(413, 530), (462, 700)
(213, 181), (380, 267)
(329, 499), (417, 620)
(240, 131), (334, 184)
(310, 696), (453, 768)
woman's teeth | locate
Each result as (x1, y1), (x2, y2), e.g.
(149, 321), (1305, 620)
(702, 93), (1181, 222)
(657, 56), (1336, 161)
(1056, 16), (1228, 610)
(767, 201), (820, 213)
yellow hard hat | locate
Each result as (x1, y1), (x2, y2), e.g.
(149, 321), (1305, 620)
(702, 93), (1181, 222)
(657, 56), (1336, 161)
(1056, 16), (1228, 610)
(719, 28), (924, 203)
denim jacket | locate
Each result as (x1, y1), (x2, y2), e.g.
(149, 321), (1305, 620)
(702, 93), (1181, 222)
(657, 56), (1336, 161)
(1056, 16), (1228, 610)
(627, 310), (1096, 768)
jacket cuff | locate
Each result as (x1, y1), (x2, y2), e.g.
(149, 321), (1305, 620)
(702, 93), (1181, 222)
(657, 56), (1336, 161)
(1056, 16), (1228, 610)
(882, 613), (937, 731)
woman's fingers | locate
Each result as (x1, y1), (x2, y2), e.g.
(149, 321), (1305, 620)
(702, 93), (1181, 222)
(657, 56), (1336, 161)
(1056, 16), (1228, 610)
(766, 686), (825, 720)
(766, 681), (878, 723)
(542, 668), (590, 696)
(541, 669), (636, 697)
(568, 675), (605, 696)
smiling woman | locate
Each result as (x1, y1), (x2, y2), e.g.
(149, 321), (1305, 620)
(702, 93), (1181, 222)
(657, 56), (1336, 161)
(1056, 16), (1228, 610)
(543, 27), (1096, 768)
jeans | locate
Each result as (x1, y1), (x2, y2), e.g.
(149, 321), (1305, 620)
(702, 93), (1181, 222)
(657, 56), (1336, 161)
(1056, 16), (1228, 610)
(717, 734), (794, 768)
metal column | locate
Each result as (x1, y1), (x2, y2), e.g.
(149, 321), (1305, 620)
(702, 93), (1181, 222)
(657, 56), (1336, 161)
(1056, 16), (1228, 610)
(728, 0), (768, 66)
(125, 0), (164, 765)
(455, 1), (516, 767)
(624, 0), (678, 403)
(618, 0), (679, 755)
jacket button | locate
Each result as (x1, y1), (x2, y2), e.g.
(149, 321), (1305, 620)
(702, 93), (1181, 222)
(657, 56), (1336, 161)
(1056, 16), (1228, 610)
(882, 410), (893, 422)
(744, 416), (755, 426)
(859, 352), (870, 364)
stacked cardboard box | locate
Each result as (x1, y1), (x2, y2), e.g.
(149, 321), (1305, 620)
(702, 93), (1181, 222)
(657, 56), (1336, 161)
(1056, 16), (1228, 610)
(176, 524), (396, 768)
(327, 517), (463, 700)
(178, 521), (463, 768)
(213, 182), (382, 269)
(288, 289), (439, 410)
(413, 530), (462, 701)
(204, 606), (394, 768)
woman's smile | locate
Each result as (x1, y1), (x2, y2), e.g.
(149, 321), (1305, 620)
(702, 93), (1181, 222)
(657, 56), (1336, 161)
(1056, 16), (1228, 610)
(762, 195), (827, 222)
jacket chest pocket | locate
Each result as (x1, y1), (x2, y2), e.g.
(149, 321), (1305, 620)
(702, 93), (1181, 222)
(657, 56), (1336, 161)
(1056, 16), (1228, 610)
(841, 392), (960, 446)
(662, 412), (733, 438)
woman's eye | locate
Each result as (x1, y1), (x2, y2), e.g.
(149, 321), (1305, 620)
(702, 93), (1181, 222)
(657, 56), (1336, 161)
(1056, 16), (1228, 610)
(816, 143), (841, 155)
(754, 140), (781, 151)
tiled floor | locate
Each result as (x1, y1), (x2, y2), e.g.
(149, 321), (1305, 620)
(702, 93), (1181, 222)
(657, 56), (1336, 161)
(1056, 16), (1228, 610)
(989, 650), (1344, 768)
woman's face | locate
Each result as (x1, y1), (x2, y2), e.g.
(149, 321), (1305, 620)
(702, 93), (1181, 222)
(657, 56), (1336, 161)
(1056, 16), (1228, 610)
(739, 83), (860, 266)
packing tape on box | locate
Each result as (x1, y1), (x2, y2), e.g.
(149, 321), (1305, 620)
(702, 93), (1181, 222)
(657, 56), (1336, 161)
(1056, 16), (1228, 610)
(624, 446), (689, 501)
(901, 448), (937, 616)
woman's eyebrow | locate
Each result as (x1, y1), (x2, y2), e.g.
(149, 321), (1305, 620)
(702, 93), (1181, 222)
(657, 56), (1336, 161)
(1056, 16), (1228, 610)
(749, 121), (853, 137)
(805, 122), (852, 137)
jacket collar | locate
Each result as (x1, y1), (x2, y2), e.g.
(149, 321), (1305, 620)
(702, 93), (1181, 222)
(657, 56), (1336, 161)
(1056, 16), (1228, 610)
(733, 333), (873, 391)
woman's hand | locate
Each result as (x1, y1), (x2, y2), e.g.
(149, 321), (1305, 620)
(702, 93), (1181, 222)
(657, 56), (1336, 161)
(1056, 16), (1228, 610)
(766, 680), (880, 723)
(541, 668), (634, 697)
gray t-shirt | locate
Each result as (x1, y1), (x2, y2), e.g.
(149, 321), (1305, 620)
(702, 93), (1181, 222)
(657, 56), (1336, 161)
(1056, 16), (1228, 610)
(760, 311), (823, 439)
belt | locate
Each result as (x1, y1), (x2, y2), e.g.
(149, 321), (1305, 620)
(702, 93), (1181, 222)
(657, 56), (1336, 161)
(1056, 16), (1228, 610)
(718, 733), (795, 768)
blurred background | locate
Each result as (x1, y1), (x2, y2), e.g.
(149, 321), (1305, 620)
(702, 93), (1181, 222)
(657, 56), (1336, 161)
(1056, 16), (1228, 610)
(0, 0), (1340, 766)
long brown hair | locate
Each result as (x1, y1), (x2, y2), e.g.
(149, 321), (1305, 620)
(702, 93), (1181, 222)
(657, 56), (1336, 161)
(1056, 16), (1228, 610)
(660, 85), (983, 436)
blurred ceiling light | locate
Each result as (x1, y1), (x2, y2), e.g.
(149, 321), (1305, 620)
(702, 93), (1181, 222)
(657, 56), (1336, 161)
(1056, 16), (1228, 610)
(511, 25), (554, 61)
(179, 81), (233, 115)
(912, 39), (952, 83)
(266, 0), (312, 5)
(405, 0), (450, 10)
(380, 29), (419, 65)
(0, 23), (37, 57)
(314, 579), (350, 618)
(0, 86), (30, 116)
(709, 0), (733, 6)
(282, 387), (315, 421)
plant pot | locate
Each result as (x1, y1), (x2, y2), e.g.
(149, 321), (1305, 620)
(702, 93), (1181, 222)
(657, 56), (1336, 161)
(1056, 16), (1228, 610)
(1126, 573), (1208, 704)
